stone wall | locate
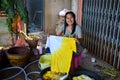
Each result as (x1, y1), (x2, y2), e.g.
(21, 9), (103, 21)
(0, 17), (11, 46)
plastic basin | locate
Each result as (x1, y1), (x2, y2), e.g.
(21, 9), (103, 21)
(39, 54), (51, 70)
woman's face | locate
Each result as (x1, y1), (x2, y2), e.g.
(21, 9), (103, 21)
(66, 14), (74, 26)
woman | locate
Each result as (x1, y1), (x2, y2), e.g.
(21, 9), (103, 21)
(56, 11), (82, 53)
(56, 11), (82, 43)
(55, 9), (69, 33)
(56, 11), (83, 74)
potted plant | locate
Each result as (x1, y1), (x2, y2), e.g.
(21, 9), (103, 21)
(0, 0), (29, 46)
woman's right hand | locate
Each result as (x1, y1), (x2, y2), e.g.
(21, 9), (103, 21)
(56, 30), (63, 36)
(46, 32), (50, 37)
(74, 38), (79, 43)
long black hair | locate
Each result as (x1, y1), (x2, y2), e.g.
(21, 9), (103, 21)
(64, 11), (77, 34)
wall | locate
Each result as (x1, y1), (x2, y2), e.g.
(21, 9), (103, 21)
(44, 0), (71, 34)
(25, 0), (71, 34)
(0, 0), (72, 46)
(71, 0), (82, 26)
(0, 17), (11, 46)
(26, 0), (44, 32)
(71, 0), (78, 20)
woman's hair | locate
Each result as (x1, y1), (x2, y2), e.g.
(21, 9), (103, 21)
(64, 11), (77, 34)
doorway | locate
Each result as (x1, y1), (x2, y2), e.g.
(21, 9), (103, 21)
(26, 0), (44, 32)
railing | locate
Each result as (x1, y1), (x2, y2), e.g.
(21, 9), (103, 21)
(81, 0), (120, 70)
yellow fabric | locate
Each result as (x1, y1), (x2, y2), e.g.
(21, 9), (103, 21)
(51, 37), (76, 74)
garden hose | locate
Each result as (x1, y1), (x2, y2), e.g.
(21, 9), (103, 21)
(0, 60), (41, 80)
(0, 66), (27, 80)
(26, 71), (41, 80)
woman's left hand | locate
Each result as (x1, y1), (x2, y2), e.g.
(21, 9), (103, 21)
(74, 37), (82, 43)
(74, 38), (79, 43)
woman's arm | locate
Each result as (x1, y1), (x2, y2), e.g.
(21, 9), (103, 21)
(56, 25), (64, 36)
(75, 25), (83, 43)
(75, 36), (82, 43)
(56, 30), (63, 36)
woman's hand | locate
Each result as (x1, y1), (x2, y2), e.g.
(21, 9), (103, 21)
(46, 32), (50, 37)
(56, 30), (63, 36)
(74, 37), (82, 43)
(74, 38), (79, 43)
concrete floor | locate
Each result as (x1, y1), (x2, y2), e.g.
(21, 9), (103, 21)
(0, 45), (120, 80)
(78, 51), (120, 80)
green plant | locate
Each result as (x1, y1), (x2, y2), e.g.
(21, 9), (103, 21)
(0, 0), (29, 34)
(0, 0), (29, 45)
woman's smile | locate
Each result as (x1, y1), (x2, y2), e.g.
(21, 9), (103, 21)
(66, 14), (74, 26)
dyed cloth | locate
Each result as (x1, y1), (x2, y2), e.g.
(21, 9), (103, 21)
(45, 35), (76, 74)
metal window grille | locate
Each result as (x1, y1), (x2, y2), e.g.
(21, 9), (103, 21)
(81, 0), (120, 69)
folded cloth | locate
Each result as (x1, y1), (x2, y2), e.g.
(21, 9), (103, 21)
(45, 35), (76, 74)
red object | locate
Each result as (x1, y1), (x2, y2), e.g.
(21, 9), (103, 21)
(77, 0), (83, 26)
(73, 54), (82, 70)
(15, 38), (26, 47)
(17, 21), (21, 32)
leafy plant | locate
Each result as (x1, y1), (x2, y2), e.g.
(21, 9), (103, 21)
(0, 0), (29, 45)
(0, 0), (29, 34)
(102, 67), (119, 77)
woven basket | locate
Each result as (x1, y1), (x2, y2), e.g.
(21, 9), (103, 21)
(6, 46), (30, 67)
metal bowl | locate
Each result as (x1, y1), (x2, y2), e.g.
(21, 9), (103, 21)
(70, 70), (102, 80)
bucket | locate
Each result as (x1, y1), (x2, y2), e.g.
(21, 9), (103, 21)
(39, 54), (51, 70)
(6, 46), (30, 67)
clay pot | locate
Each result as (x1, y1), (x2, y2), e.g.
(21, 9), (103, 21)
(0, 50), (3, 64)
(25, 39), (38, 49)
(6, 46), (30, 67)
